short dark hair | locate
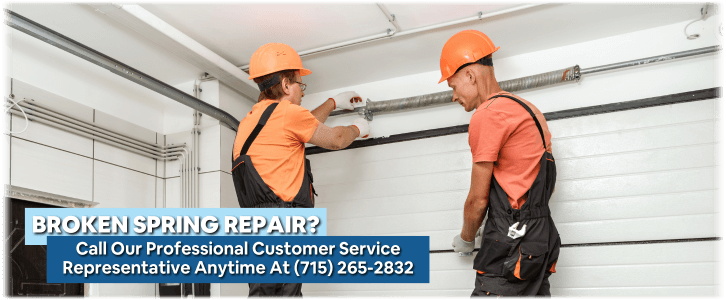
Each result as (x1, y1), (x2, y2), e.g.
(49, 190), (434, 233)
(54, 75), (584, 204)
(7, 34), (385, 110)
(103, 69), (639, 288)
(454, 54), (493, 76)
(253, 69), (298, 102)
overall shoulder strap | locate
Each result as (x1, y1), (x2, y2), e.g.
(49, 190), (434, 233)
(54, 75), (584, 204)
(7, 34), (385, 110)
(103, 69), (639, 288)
(239, 102), (279, 157)
(488, 94), (547, 150)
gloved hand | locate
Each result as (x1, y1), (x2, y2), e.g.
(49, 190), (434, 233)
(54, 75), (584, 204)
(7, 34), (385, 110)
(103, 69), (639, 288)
(330, 91), (363, 110)
(351, 118), (370, 138)
(452, 234), (475, 256)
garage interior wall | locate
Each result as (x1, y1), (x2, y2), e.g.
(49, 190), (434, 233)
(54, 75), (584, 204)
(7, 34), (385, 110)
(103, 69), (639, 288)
(4, 8), (721, 299)
(5, 20), (253, 296)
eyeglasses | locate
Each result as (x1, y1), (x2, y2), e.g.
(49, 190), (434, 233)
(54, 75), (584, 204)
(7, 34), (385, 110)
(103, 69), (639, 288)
(294, 81), (307, 92)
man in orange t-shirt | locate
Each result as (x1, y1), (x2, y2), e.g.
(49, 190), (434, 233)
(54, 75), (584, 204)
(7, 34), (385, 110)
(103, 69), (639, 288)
(231, 43), (370, 297)
(440, 30), (560, 296)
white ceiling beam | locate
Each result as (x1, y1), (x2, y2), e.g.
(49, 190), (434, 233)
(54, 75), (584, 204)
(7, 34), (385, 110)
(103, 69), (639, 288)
(89, 3), (260, 103)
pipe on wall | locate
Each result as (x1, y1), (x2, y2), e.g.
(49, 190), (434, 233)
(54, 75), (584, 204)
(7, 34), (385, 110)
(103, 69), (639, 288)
(237, 4), (541, 71)
(4, 9), (242, 131)
(8, 107), (184, 160)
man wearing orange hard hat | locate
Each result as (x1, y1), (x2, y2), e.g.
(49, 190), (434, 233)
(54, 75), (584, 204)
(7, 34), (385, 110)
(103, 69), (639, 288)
(231, 43), (369, 297)
(441, 30), (561, 296)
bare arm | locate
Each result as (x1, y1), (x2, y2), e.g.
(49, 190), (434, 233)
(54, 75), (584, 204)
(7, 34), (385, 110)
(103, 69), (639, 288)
(310, 98), (335, 123)
(308, 122), (359, 150)
(461, 161), (494, 242)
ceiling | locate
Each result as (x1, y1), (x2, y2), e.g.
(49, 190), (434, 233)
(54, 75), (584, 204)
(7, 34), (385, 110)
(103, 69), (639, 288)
(10, 3), (704, 102)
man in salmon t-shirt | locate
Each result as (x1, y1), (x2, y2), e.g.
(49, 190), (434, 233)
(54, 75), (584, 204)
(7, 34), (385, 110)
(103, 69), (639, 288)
(440, 30), (561, 296)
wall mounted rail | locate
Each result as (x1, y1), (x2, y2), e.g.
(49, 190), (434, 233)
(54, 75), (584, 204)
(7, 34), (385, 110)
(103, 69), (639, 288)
(330, 45), (722, 119)
(4, 9), (241, 131)
(6, 98), (199, 209)
(7, 99), (185, 160)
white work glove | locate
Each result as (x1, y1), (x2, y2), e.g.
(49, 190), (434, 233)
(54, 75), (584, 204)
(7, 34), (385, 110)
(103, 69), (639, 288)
(452, 234), (475, 256)
(330, 91), (363, 110)
(351, 118), (370, 139)
(507, 222), (527, 239)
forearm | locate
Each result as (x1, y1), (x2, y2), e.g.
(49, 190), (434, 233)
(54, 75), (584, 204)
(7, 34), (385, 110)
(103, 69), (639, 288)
(310, 98), (335, 123)
(331, 125), (360, 150)
(461, 194), (487, 241)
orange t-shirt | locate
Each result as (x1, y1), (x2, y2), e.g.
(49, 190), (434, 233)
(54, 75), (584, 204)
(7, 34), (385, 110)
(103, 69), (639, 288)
(232, 100), (320, 202)
(468, 91), (553, 209)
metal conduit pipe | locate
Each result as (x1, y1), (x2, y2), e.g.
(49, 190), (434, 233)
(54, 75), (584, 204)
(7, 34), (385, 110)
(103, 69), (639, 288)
(330, 45), (721, 119)
(177, 151), (186, 208)
(184, 145), (190, 209)
(238, 4), (540, 71)
(579, 45), (721, 75)
(4, 9), (241, 131)
(194, 116), (200, 208)
(10, 106), (181, 158)
(8, 109), (183, 161)
(16, 101), (183, 153)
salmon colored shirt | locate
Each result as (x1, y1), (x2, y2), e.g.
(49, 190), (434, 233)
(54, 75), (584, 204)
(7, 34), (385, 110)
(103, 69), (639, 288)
(468, 91), (553, 209)
(232, 100), (320, 202)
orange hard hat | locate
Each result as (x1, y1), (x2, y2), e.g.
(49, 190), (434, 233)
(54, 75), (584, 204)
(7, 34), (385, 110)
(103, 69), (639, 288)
(438, 30), (499, 83)
(248, 43), (312, 80)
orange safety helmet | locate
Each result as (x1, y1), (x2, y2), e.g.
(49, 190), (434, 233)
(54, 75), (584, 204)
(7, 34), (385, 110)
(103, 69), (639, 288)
(438, 30), (499, 84)
(248, 43), (312, 80)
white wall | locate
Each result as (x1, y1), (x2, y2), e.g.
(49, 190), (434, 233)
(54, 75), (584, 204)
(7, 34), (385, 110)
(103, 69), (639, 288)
(6, 79), (161, 297)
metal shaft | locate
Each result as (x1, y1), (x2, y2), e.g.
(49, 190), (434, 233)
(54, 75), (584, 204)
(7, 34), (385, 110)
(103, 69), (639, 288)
(4, 9), (241, 131)
(330, 45), (720, 119)
(580, 45), (721, 75)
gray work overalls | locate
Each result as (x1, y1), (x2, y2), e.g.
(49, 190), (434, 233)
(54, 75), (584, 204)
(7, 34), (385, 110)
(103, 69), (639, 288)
(231, 102), (316, 296)
(472, 95), (561, 296)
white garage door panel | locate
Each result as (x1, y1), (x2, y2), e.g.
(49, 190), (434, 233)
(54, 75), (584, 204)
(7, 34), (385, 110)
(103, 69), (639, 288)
(405, 214), (713, 250)
(547, 100), (714, 139)
(328, 211), (715, 250)
(305, 242), (716, 295)
(323, 190), (468, 220)
(10, 137), (93, 201)
(314, 149), (471, 186)
(316, 170), (470, 204)
(327, 210), (461, 236)
(550, 286), (715, 296)
(557, 214), (714, 245)
(303, 289), (472, 297)
(553, 120), (713, 159)
(314, 142), (712, 201)
(550, 262), (714, 288)
(556, 143), (713, 181)
(309, 133), (470, 170)
(304, 286), (715, 297)
(552, 167), (713, 201)
(302, 99), (717, 296)
(550, 190), (714, 223)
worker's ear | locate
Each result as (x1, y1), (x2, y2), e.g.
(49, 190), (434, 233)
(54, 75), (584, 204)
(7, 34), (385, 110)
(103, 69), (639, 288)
(281, 77), (292, 96)
(464, 67), (476, 85)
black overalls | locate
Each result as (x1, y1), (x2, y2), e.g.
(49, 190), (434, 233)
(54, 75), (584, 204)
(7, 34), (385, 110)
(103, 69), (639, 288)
(230, 102), (316, 297)
(471, 95), (561, 297)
